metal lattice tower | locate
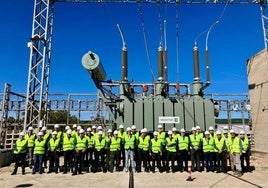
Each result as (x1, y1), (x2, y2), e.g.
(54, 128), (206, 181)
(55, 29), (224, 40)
(23, 0), (268, 131)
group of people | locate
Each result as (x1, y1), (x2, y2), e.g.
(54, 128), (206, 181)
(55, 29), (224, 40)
(11, 124), (251, 177)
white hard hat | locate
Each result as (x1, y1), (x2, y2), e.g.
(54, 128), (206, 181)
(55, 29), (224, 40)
(98, 131), (103, 135)
(230, 129), (235, 134)
(191, 127), (197, 131)
(52, 131), (57, 135)
(240, 130), (245, 135)
(223, 126), (229, 130)
(216, 130), (221, 135)
(196, 126), (201, 130)
(77, 126), (82, 130)
(153, 131), (158, 136)
(119, 124), (124, 129)
(158, 125), (163, 129)
(168, 130), (172, 135)
(54, 124), (59, 128)
(28, 126), (34, 131)
(141, 129), (145, 133)
(127, 127), (132, 132)
(92, 125), (96, 129)
(205, 131), (210, 135)
(180, 128), (185, 133)
(87, 127), (92, 132)
(143, 128), (148, 133)
(38, 132), (43, 136)
(223, 130), (228, 134)
(73, 124), (77, 128)
(108, 129), (112, 133)
(97, 126), (102, 130)
(113, 130), (118, 135)
(19, 132), (25, 136)
(79, 129), (85, 134)
(41, 127), (47, 131)
(65, 126), (70, 130)
(172, 127), (177, 132)
(209, 126), (214, 131)
(67, 129), (72, 134)
(131, 125), (136, 130)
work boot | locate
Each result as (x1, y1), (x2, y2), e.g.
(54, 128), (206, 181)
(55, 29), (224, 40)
(236, 171), (243, 177)
(11, 171), (17, 175)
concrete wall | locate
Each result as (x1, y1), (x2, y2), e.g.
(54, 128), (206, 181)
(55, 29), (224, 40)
(247, 49), (268, 154)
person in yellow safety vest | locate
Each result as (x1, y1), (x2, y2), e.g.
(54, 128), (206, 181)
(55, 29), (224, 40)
(63, 129), (76, 174)
(202, 131), (215, 172)
(172, 127), (180, 140)
(63, 126), (71, 139)
(137, 128), (150, 173)
(32, 132), (46, 174)
(105, 129), (113, 172)
(85, 127), (94, 171)
(196, 126), (204, 171)
(73, 125), (81, 139)
(215, 130), (227, 173)
(92, 125), (97, 135)
(178, 128), (189, 172)
(41, 126), (50, 169)
(124, 127), (136, 172)
(118, 124), (127, 169)
(223, 126), (232, 139)
(73, 129), (88, 176)
(165, 130), (177, 173)
(47, 131), (60, 174)
(72, 124), (78, 137)
(54, 124), (63, 151)
(189, 127), (201, 172)
(93, 130), (106, 173)
(228, 129), (243, 177)
(131, 125), (139, 164)
(149, 131), (162, 173)
(11, 132), (28, 175)
(239, 130), (251, 173)
(157, 124), (166, 170)
(109, 130), (121, 172)
(25, 126), (36, 169)
(208, 126), (217, 170)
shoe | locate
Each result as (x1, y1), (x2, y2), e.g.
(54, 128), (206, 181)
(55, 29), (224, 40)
(22, 172), (26, 175)
(47, 171), (52, 174)
(72, 172), (77, 176)
(32, 172), (35, 175)
(11, 172), (16, 175)
(125, 169), (128, 172)
(55, 171), (58, 174)
(63, 172), (67, 174)
(39, 172), (42, 174)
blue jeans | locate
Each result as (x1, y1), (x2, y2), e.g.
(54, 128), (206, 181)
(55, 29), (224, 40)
(125, 150), (135, 171)
(33, 154), (44, 173)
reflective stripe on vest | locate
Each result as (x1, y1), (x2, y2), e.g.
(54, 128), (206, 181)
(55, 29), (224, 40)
(95, 138), (106, 151)
(110, 137), (121, 151)
(14, 139), (28, 154)
(25, 134), (36, 147)
(241, 137), (249, 153)
(76, 136), (88, 150)
(151, 138), (162, 153)
(63, 136), (75, 151)
(158, 132), (166, 146)
(229, 137), (241, 154)
(215, 136), (226, 151)
(86, 135), (94, 148)
(189, 134), (200, 149)
(138, 136), (150, 151)
(178, 136), (189, 151)
(124, 135), (135, 150)
(166, 137), (176, 152)
(202, 138), (215, 153)
(34, 139), (46, 154)
(49, 138), (60, 151)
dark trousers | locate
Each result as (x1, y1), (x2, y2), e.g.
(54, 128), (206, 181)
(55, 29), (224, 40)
(240, 150), (250, 172)
(204, 152), (213, 172)
(13, 153), (26, 174)
(86, 147), (94, 167)
(63, 150), (74, 173)
(48, 151), (60, 173)
(74, 150), (85, 174)
(94, 149), (106, 172)
(190, 149), (201, 171)
(137, 149), (149, 172)
(216, 151), (227, 172)
(179, 150), (189, 171)
(33, 154), (44, 173)
(151, 152), (161, 172)
(166, 151), (176, 172)
(110, 150), (120, 172)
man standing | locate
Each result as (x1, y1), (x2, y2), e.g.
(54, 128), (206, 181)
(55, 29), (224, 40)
(137, 128), (150, 172)
(178, 128), (189, 172)
(189, 127), (201, 172)
(157, 124), (166, 171)
(150, 131), (162, 173)
(63, 129), (75, 174)
(109, 130), (121, 172)
(73, 129), (88, 175)
(25, 126), (36, 169)
(11, 132), (28, 175)
(203, 131), (215, 172)
(215, 130), (227, 173)
(165, 130), (177, 173)
(240, 130), (251, 173)
(47, 131), (60, 174)
(85, 127), (94, 171)
(93, 131), (106, 173)
(32, 132), (46, 174)
(124, 127), (136, 172)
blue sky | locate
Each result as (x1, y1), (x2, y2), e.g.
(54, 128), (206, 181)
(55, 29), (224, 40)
(0, 1), (264, 96)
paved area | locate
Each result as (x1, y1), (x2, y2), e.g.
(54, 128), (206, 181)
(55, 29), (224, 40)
(0, 165), (267, 188)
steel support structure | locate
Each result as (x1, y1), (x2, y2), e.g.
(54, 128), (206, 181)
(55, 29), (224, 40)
(24, 0), (54, 131)
(23, 0), (268, 131)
